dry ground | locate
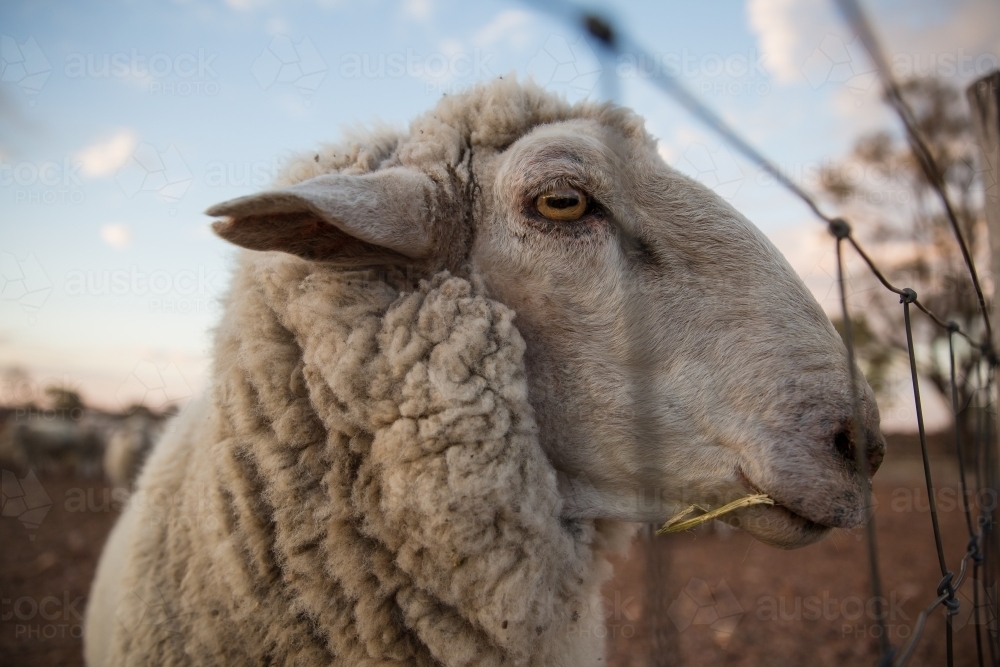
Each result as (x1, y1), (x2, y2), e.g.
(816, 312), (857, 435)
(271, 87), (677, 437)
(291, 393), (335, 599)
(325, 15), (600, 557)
(1, 433), (992, 666)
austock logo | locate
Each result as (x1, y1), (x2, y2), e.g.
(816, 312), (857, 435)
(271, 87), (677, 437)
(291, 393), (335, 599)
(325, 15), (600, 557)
(1, 158), (86, 205)
(615, 48), (771, 97)
(115, 143), (193, 202)
(115, 577), (182, 636)
(252, 35), (327, 95)
(64, 48), (220, 97)
(527, 35), (602, 99)
(757, 590), (916, 641)
(677, 143), (744, 200)
(0, 35), (51, 104)
(952, 580), (996, 631)
(115, 360), (193, 412)
(961, 135), (997, 197)
(1, 469), (53, 540)
(667, 578), (743, 647)
(63, 264), (224, 315)
(0, 252), (52, 322)
(2, 592), (85, 640)
(801, 34), (877, 97)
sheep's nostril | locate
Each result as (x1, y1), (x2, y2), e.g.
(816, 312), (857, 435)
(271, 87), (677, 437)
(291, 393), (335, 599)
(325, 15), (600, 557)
(833, 427), (856, 469)
(867, 431), (885, 476)
(833, 423), (884, 478)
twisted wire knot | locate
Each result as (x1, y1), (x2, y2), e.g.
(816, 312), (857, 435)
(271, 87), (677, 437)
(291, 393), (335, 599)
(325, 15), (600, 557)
(899, 288), (918, 304)
(937, 572), (960, 615)
(828, 218), (851, 239)
(583, 14), (615, 46)
(968, 534), (983, 564)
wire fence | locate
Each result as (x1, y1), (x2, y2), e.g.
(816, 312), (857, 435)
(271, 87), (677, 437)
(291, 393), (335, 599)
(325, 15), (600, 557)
(531, 1), (1000, 664)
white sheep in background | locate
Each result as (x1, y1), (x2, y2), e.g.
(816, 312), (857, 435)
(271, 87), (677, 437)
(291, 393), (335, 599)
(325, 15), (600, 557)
(102, 412), (162, 489)
(85, 78), (884, 667)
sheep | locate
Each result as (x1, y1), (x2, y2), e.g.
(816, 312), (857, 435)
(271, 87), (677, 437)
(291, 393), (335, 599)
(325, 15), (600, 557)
(85, 77), (885, 667)
(0, 414), (104, 477)
(102, 412), (162, 489)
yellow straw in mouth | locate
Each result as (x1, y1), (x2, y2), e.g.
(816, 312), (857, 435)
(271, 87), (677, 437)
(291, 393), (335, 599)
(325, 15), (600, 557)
(656, 494), (774, 534)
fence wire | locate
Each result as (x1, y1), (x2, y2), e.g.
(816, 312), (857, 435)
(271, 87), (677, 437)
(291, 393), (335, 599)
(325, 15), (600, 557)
(528, 1), (1000, 665)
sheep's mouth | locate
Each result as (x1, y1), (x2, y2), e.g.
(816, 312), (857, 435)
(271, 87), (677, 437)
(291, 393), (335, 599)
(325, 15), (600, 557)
(727, 469), (834, 549)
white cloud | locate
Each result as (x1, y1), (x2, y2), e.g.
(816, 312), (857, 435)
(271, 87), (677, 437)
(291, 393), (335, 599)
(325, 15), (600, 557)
(265, 16), (292, 36)
(100, 223), (132, 250)
(746, 0), (843, 84)
(828, 83), (890, 135)
(222, 0), (343, 11)
(75, 129), (137, 178)
(223, 0), (273, 10)
(474, 9), (534, 50)
(747, 0), (1000, 89)
(438, 38), (464, 58)
(402, 0), (432, 21)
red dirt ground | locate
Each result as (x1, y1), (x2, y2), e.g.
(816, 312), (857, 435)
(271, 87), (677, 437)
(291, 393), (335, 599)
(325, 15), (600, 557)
(1, 434), (992, 666)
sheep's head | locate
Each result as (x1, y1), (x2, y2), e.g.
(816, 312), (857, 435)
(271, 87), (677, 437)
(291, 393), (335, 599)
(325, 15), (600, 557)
(208, 79), (883, 549)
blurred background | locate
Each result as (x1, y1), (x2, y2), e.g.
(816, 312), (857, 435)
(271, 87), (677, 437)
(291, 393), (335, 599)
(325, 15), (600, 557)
(1, 0), (998, 665)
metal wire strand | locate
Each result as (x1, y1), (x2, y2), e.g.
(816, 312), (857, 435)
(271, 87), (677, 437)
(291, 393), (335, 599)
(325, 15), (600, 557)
(902, 298), (950, 574)
(950, 330), (979, 539)
(836, 238), (890, 656)
(833, 0), (994, 345)
(972, 360), (987, 667)
(846, 235), (977, 344)
(985, 369), (999, 666)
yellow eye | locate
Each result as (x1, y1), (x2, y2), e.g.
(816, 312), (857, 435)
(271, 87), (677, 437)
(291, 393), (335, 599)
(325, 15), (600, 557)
(535, 187), (588, 221)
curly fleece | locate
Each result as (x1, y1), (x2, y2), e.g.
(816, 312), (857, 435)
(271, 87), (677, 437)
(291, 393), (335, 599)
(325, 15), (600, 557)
(97, 254), (630, 666)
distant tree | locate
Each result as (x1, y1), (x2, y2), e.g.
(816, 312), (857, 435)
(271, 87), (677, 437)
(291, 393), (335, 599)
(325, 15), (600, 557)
(819, 77), (987, 438)
(45, 386), (85, 413)
(0, 366), (33, 406)
(123, 403), (156, 418)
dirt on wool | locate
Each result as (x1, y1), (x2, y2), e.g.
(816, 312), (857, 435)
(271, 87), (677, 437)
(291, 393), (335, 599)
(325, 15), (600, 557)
(1, 432), (992, 667)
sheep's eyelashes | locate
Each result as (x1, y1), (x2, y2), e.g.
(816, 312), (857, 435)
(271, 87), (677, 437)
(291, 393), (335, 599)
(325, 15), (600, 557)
(535, 187), (587, 222)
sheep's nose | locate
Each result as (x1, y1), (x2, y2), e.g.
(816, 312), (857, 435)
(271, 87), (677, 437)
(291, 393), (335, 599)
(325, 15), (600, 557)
(833, 422), (885, 478)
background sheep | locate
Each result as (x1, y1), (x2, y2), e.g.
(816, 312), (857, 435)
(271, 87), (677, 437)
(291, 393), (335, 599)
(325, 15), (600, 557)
(0, 405), (104, 479)
(102, 411), (162, 490)
(85, 78), (884, 666)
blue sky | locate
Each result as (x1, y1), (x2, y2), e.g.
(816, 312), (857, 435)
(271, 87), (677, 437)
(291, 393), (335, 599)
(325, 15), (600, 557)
(1, 0), (997, 416)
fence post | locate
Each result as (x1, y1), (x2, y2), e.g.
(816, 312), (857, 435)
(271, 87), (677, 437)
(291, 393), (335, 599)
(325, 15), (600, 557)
(645, 528), (681, 667)
(967, 71), (1000, 334)
(967, 69), (1000, 662)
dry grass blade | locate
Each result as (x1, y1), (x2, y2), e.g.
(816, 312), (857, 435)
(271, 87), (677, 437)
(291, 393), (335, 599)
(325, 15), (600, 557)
(656, 494), (774, 534)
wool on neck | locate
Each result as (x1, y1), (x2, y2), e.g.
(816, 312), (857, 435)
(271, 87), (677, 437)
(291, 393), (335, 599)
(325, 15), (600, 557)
(111, 256), (631, 667)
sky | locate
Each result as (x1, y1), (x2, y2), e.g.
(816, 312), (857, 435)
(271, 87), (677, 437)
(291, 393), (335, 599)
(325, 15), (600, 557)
(1, 0), (998, 428)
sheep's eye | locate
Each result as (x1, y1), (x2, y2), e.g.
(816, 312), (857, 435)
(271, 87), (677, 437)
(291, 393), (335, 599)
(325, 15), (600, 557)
(535, 187), (587, 221)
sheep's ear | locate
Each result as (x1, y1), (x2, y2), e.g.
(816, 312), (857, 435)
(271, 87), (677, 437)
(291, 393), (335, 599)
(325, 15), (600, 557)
(206, 168), (435, 262)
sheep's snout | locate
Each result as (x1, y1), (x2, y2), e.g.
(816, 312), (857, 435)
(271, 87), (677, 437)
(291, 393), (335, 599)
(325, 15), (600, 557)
(730, 383), (886, 548)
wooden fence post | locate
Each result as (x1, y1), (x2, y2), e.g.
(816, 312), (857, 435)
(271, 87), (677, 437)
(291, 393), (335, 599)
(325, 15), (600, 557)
(645, 528), (681, 667)
(967, 68), (1000, 662)
(967, 71), (1000, 332)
